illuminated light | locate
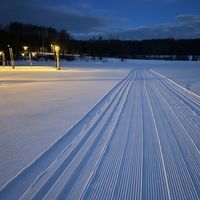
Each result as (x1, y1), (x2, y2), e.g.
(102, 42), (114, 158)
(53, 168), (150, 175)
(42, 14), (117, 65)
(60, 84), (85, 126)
(21, 53), (25, 57)
(54, 45), (60, 52)
(0, 51), (2, 56)
(51, 44), (60, 52)
(31, 52), (37, 57)
(51, 44), (55, 52)
(23, 46), (28, 51)
(50, 44), (61, 70)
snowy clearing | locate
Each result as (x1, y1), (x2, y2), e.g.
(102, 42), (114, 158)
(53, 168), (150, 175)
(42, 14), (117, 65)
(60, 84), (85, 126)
(0, 66), (128, 189)
(0, 64), (199, 199)
(15, 58), (200, 95)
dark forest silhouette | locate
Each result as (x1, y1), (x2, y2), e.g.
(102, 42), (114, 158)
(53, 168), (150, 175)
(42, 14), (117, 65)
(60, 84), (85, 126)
(0, 22), (200, 60)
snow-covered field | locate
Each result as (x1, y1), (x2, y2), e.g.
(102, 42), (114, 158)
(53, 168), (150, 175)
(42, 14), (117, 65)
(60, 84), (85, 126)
(0, 65), (129, 189)
(0, 59), (200, 199)
(20, 58), (200, 95)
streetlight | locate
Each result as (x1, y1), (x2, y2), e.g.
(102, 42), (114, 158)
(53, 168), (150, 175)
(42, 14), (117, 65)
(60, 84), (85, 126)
(22, 46), (32, 67)
(31, 52), (37, 57)
(51, 44), (61, 70)
(51, 44), (56, 65)
(29, 51), (32, 67)
(8, 45), (15, 69)
(23, 46), (28, 51)
(0, 51), (6, 67)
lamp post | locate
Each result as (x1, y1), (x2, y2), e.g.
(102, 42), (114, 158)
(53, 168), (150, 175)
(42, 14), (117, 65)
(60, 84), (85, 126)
(55, 45), (61, 70)
(23, 46), (32, 67)
(51, 44), (56, 61)
(51, 44), (61, 70)
(0, 51), (6, 67)
(8, 45), (15, 69)
(29, 52), (32, 67)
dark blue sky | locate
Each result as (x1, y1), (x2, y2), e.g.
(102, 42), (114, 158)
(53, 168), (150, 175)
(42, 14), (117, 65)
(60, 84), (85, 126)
(1, 0), (200, 39)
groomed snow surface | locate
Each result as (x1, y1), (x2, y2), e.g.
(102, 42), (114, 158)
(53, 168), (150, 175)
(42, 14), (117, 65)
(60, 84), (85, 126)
(0, 59), (200, 200)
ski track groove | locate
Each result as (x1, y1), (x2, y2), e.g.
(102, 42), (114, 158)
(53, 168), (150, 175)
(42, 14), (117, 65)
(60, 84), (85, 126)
(84, 103), (130, 199)
(110, 73), (140, 200)
(157, 81), (200, 135)
(151, 70), (200, 115)
(53, 72), (135, 200)
(0, 69), (199, 200)
(142, 71), (172, 200)
(151, 70), (200, 131)
(79, 73), (137, 200)
(75, 76), (136, 200)
(140, 74), (144, 200)
(144, 70), (199, 199)
(29, 72), (134, 200)
(111, 71), (143, 200)
(147, 73), (200, 196)
(81, 72), (142, 200)
(150, 70), (200, 149)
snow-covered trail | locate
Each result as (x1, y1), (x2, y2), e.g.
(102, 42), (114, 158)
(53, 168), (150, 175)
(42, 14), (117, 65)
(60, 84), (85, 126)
(0, 69), (199, 200)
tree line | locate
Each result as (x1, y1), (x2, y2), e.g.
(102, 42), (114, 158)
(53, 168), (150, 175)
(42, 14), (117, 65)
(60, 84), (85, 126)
(0, 22), (71, 54)
(0, 22), (200, 60)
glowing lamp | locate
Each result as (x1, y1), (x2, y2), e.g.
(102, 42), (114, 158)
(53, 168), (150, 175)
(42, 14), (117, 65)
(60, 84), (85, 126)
(23, 46), (28, 51)
(31, 52), (37, 57)
(54, 45), (60, 52)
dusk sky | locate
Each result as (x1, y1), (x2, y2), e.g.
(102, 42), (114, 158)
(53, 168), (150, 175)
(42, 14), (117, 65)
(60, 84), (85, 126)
(1, 0), (200, 39)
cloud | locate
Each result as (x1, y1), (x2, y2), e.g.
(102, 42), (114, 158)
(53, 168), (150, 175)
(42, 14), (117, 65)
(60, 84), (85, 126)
(176, 14), (200, 24)
(0, 0), (199, 40)
(102, 14), (200, 40)
(0, 0), (114, 33)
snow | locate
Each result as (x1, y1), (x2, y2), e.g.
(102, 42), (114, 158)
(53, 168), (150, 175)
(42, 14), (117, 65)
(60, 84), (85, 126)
(14, 58), (200, 96)
(0, 65), (128, 188)
(152, 62), (200, 96)
(0, 59), (200, 199)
